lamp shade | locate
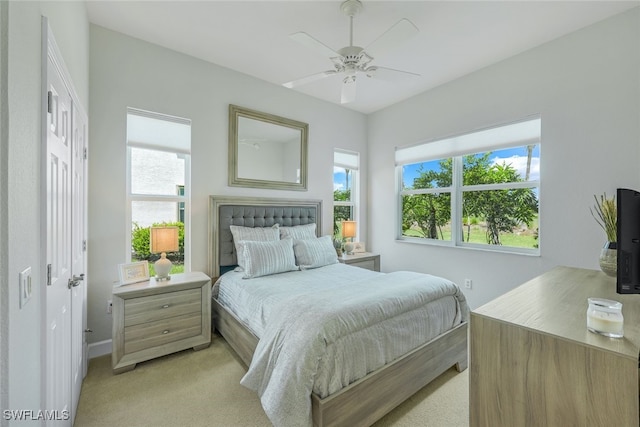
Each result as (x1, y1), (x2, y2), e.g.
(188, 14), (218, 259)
(341, 220), (357, 239)
(150, 226), (179, 254)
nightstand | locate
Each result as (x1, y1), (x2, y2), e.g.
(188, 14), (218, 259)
(112, 271), (211, 374)
(339, 252), (380, 271)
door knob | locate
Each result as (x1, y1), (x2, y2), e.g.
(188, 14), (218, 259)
(68, 274), (84, 289)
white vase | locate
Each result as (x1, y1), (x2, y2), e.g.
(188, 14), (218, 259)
(599, 242), (617, 277)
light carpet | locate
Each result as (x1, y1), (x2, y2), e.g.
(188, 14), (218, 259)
(74, 333), (468, 427)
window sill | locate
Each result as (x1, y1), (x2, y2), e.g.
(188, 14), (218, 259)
(395, 236), (540, 257)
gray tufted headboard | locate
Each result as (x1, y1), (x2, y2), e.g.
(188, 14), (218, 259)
(208, 195), (322, 277)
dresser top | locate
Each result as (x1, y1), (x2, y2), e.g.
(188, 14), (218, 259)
(473, 266), (640, 359)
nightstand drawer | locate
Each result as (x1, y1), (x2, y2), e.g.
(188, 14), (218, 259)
(124, 312), (202, 354)
(124, 288), (200, 326)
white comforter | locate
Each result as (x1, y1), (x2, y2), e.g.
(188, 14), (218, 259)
(215, 264), (468, 427)
(215, 263), (382, 337)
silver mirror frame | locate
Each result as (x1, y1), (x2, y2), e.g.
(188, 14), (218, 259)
(228, 105), (308, 191)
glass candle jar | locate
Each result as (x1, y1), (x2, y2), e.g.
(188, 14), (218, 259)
(587, 297), (623, 338)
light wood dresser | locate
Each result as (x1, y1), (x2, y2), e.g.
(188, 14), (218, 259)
(112, 271), (211, 374)
(470, 266), (640, 426)
(338, 252), (380, 271)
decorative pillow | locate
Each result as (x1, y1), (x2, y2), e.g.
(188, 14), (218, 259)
(230, 224), (280, 270)
(293, 236), (339, 270)
(237, 238), (298, 279)
(279, 223), (317, 240)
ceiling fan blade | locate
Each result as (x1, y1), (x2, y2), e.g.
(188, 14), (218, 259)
(290, 32), (341, 59)
(341, 78), (357, 104)
(283, 70), (337, 89)
(364, 18), (419, 59)
(366, 66), (420, 80)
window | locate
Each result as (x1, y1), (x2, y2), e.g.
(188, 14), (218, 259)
(177, 185), (185, 223)
(333, 149), (359, 239)
(126, 108), (191, 274)
(396, 117), (540, 254)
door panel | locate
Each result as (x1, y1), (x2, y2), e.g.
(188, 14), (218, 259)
(45, 54), (72, 426)
(70, 102), (86, 422)
(44, 22), (88, 426)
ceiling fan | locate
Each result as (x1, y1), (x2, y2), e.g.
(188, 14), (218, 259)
(283, 0), (420, 104)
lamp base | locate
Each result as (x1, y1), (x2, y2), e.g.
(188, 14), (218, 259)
(154, 253), (173, 281)
(344, 242), (354, 255)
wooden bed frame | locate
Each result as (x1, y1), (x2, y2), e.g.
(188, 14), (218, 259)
(208, 195), (468, 427)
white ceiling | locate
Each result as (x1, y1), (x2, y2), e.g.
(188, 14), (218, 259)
(86, 0), (639, 114)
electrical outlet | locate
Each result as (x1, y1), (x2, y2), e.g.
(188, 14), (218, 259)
(464, 279), (472, 289)
(107, 300), (112, 314)
(19, 267), (32, 308)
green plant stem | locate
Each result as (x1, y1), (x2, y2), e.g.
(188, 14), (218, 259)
(591, 193), (616, 242)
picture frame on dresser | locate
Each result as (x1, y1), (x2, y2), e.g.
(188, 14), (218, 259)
(117, 261), (149, 285)
(352, 241), (366, 253)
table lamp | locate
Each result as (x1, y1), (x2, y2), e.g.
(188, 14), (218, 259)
(150, 226), (179, 280)
(342, 220), (357, 255)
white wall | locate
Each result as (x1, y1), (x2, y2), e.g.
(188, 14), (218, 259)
(0, 1), (8, 418)
(368, 8), (640, 310)
(2, 0), (89, 422)
(88, 25), (368, 345)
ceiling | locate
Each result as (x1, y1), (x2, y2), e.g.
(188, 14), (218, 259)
(86, 1), (639, 114)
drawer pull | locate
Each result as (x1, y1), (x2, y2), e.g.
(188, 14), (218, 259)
(161, 304), (170, 309)
(162, 330), (169, 334)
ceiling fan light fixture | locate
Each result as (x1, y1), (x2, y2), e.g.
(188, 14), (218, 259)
(365, 66), (377, 78)
(344, 67), (357, 78)
(283, 0), (420, 104)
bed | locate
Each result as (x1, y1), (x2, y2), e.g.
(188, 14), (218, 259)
(208, 195), (469, 427)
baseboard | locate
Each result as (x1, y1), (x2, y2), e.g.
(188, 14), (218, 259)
(88, 339), (112, 359)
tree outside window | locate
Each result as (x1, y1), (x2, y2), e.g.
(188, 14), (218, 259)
(398, 118), (540, 254)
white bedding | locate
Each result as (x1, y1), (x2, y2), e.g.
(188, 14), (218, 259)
(214, 263), (382, 337)
(214, 263), (468, 427)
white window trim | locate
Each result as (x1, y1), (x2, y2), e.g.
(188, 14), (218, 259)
(125, 110), (192, 271)
(334, 178), (358, 230)
(396, 118), (540, 256)
(334, 149), (360, 239)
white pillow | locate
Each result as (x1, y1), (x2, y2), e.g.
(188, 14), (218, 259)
(293, 236), (338, 270)
(237, 238), (298, 279)
(279, 223), (317, 240)
(230, 224), (280, 270)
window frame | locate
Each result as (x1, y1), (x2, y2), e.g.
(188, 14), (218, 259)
(333, 149), (360, 239)
(396, 118), (540, 256)
(125, 108), (192, 271)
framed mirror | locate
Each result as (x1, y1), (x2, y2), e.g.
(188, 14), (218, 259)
(229, 105), (308, 191)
